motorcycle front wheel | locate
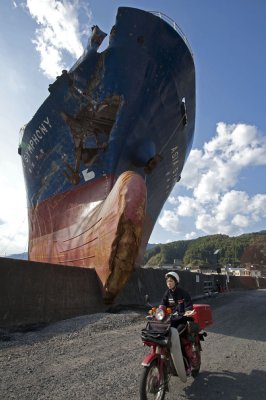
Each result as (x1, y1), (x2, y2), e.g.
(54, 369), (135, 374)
(139, 359), (167, 400)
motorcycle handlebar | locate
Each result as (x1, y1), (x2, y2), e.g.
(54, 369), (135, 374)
(144, 294), (155, 309)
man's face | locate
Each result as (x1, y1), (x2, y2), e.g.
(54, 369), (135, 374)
(166, 277), (176, 290)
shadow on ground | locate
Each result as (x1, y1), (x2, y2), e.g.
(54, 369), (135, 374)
(183, 369), (266, 400)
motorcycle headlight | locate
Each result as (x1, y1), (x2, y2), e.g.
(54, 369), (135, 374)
(155, 307), (165, 321)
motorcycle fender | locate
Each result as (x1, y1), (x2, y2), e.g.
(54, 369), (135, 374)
(170, 327), (187, 383)
(141, 353), (159, 367)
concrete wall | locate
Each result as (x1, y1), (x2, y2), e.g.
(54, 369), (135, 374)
(227, 275), (266, 290)
(114, 268), (216, 306)
(0, 257), (105, 329)
(0, 258), (264, 329)
(228, 275), (259, 290)
(258, 277), (266, 289)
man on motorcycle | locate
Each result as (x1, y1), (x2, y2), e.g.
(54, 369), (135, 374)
(161, 271), (193, 332)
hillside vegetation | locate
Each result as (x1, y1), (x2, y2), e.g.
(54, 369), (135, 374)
(144, 231), (266, 270)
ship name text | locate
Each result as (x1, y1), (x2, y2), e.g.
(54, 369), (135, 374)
(171, 145), (179, 181)
(23, 117), (52, 163)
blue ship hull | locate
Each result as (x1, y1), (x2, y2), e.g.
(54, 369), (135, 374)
(19, 7), (195, 302)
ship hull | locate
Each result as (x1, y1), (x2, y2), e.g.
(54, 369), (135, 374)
(29, 171), (147, 301)
(20, 7), (195, 301)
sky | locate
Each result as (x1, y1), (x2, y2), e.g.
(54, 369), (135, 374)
(0, 0), (265, 256)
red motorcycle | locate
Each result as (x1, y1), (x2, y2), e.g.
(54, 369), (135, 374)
(140, 298), (212, 400)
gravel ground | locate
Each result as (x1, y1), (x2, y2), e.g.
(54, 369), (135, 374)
(1, 291), (266, 400)
(0, 312), (146, 400)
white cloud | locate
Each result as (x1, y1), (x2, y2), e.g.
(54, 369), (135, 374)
(0, 161), (28, 255)
(185, 231), (197, 240)
(160, 122), (266, 238)
(26, 0), (93, 78)
(179, 148), (204, 189)
(182, 123), (266, 199)
(193, 170), (220, 203)
(216, 190), (249, 222)
(176, 196), (201, 217)
(195, 213), (220, 234)
(0, 221), (28, 256)
(168, 196), (178, 205)
(231, 124), (258, 150)
(158, 210), (182, 234)
(232, 214), (249, 228)
(248, 194), (266, 220)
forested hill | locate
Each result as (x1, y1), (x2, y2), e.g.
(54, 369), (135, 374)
(144, 231), (266, 269)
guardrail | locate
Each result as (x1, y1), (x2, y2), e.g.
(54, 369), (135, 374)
(203, 280), (214, 294)
(150, 11), (194, 57)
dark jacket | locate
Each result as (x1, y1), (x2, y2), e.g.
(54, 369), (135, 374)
(161, 286), (193, 314)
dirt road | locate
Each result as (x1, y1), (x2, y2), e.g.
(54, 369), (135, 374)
(1, 290), (266, 399)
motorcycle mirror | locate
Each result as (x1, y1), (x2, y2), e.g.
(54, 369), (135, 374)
(144, 294), (153, 308)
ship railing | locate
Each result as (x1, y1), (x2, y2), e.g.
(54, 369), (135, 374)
(150, 11), (193, 57)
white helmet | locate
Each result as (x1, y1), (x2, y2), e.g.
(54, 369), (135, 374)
(165, 271), (180, 284)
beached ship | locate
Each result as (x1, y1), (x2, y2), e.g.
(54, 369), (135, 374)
(19, 7), (195, 302)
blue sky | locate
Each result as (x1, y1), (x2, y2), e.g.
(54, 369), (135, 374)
(0, 0), (265, 255)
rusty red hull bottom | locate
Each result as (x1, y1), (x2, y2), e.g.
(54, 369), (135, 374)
(28, 171), (148, 302)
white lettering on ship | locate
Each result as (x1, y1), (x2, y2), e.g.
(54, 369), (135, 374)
(171, 145), (179, 183)
(23, 117), (52, 163)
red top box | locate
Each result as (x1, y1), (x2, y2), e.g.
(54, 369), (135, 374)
(193, 304), (213, 330)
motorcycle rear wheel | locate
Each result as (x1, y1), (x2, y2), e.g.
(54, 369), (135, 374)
(140, 359), (167, 400)
(191, 366), (200, 378)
